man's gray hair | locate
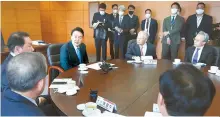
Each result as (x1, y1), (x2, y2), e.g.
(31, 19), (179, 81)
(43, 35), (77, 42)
(118, 5), (126, 11)
(198, 31), (209, 42)
(6, 52), (47, 92)
(138, 31), (149, 40)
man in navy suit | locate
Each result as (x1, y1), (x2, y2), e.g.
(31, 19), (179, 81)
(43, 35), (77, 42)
(1, 52), (47, 116)
(1, 32), (34, 92)
(92, 3), (110, 61)
(125, 31), (156, 60)
(113, 5), (129, 59)
(60, 27), (89, 71)
(107, 4), (118, 59)
(141, 9), (158, 44)
(185, 2), (213, 49)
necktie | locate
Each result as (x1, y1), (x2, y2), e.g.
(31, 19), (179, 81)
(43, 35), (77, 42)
(119, 16), (122, 25)
(171, 16), (175, 25)
(76, 47), (82, 63)
(192, 48), (200, 64)
(140, 46), (144, 56)
(146, 19), (149, 31)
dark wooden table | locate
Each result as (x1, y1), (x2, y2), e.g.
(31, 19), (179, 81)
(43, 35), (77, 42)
(50, 59), (220, 116)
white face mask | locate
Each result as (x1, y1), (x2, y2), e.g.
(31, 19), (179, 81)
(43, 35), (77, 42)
(196, 9), (204, 15)
(118, 11), (124, 16)
(145, 14), (151, 19)
(113, 9), (118, 14)
(100, 11), (105, 15)
(171, 8), (178, 14)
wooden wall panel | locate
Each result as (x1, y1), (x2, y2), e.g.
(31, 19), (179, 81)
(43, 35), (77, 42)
(1, 1), (42, 43)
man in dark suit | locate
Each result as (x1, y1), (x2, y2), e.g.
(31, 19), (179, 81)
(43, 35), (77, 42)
(60, 27), (89, 71)
(162, 2), (184, 61)
(2, 52), (47, 116)
(158, 64), (215, 116)
(125, 5), (139, 53)
(185, 2), (213, 49)
(113, 5), (129, 59)
(107, 4), (118, 59)
(92, 3), (110, 61)
(185, 31), (216, 66)
(141, 9), (158, 44)
(1, 32), (34, 92)
(126, 31), (156, 60)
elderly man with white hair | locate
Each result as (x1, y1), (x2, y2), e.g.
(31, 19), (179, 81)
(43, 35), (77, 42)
(113, 5), (129, 59)
(185, 31), (217, 65)
(125, 31), (156, 60)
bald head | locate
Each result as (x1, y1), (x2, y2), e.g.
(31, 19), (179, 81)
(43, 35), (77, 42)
(137, 31), (149, 45)
(7, 52), (47, 92)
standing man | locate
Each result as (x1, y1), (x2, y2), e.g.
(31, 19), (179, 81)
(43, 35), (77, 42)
(162, 2), (184, 60)
(92, 3), (110, 61)
(107, 4), (119, 59)
(141, 9), (158, 44)
(113, 5), (129, 59)
(125, 5), (139, 53)
(185, 2), (213, 49)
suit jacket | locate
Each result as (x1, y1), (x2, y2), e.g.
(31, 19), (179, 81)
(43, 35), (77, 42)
(113, 15), (129, 35)
(60, 41), (89, 71)
(92, 12), (110, 38)
(141, 18), (158, 43)
(162, 15), (184, 45)
(184, 45), (216, 66)
(126, 14), (139, 32)
(125, 41), (157, 60)
(185, 14), (213, 45)
(1, 54), (13, 92)
(108, 13), (119, 38)
(1, 89), (45, 116)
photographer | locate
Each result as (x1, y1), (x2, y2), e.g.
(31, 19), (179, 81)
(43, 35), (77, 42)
(92, 3), (110, 62)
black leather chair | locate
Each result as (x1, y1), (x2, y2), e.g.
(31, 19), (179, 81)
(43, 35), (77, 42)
(214, 46), (220, 67)
(47, 44), (64, 86)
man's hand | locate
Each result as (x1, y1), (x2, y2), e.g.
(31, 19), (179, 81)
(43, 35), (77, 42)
(130, 28), (135, 35)
(181, 37), (185, 41)
(163, 31), (169, 36)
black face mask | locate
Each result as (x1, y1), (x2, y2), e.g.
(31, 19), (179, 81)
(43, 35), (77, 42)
(129, 11), (134, 15)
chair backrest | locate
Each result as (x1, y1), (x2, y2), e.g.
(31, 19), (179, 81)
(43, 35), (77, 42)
(47, 43), (64, 82)
(214, 46), (220, 67)
(1, 32), (5, 51)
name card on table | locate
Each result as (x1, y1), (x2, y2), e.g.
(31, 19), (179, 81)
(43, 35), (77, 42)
(143, 60), (157, 65)
(96, 96), (117, 112)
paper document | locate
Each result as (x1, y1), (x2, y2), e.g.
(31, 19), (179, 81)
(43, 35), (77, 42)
(86, 62), (115, 70)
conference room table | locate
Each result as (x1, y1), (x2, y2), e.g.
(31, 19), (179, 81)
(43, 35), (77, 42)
(50, 59), (220, 116)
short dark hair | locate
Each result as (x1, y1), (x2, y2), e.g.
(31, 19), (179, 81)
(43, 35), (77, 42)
(159, 64), (216, 116)
(145, 9), (152, 14)
(7, 31), (30, 52)
(112, 4), (118, 9)
(71, 27), (84, 36)
(7, 52), (47, 92)
(128, 5), (135, 9)
(171, 2), (180, 9)
(197, 2), (206, 8)
(99, 3), (106, 9)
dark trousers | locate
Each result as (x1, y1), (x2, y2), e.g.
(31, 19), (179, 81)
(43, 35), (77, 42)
(95, 38), (107, 61)
(162, 43), (180, 61)
(114, 34), (125, 59)
(108, 32), (114, 59)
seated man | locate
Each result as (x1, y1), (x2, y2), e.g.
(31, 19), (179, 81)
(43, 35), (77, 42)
(1, 31), (34, 92)
(60, 27), (89, 71)
(2, 52), (47, 116)
(158, 64), (216, 116)
(125, 31), (156, 60)
(185, 31), (216, 65)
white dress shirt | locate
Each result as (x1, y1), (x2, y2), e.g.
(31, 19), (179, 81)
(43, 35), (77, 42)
(128, 14), (133, 18)
(196, 15), (203, 28)
(144, 18), (151, 35)
(191, 46), (204, 63)
(171, 14), (177, 21)
(10, 52), (16, 57)
(139, 43), (147, 56)
(13, 90), (38, 106)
